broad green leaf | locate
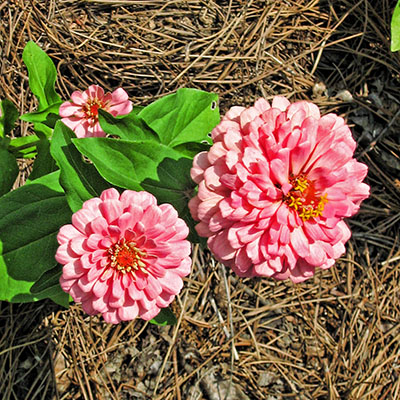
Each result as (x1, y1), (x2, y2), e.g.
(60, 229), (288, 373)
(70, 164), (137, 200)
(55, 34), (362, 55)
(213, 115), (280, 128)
(33, 121), (53, 138)
(73, 139), (202, 242)
(24, 169), (64, 191)
(22, 41), (61, 110)
(30, 279), (69, 307)
(141, 157), (200, 242)
(8, 134), (40, 158)
(48, 290), (70, 307)
(29, 263), (69, 307)
(139, 88), (219, 148)
(30, 263), (62, 294)
(150, 307), (177, 326)
(20, 102), (62, 127)
(392, 1), (400, 51)
(48, 291), (70, 307)
(0, 146), (19, 196)
(51, 121), (111, 212)
(0, 172), (72, 303)
(72, 138), (185, 191)
(141, 157), (194, 214)
(131, 105), (144, 115)
(98, 109), (158, 141)
(173, 141), (211, 158)
(0, 99), (19, 137)
(28, 133), (58, 182)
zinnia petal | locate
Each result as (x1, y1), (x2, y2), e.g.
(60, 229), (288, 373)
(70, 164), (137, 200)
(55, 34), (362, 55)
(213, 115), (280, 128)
(56, 189), (191, 324)
(190, 96), (369, 282)
(59, 85), (132, 138)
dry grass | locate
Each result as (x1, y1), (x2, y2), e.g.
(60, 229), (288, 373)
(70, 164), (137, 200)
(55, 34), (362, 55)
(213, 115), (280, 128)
(1, 0), (400, 399)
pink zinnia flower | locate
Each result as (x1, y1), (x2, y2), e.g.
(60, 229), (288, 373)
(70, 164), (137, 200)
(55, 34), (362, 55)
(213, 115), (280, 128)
(56, 188), (192, 323)
(189, 97), (369, 283)
(59, 85), (132, 138)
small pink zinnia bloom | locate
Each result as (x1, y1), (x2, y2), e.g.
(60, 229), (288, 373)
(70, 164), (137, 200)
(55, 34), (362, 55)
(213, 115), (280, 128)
(59, 84), (132, 138)
(56, 188), (192, 324)
(189, 97), (370, 283)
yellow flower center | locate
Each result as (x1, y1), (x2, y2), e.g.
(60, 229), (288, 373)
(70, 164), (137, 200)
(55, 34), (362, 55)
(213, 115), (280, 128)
(285, 174), (328, 221)
(83, 99), (106, 123)
(107, 239), (148, 276)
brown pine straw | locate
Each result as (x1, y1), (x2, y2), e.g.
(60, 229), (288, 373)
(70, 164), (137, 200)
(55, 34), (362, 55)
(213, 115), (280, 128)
(1, 0), (400, 399)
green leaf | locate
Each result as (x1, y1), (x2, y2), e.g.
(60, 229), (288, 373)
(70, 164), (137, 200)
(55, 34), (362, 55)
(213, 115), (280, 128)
(141, 157), (194, 214)
(150, 307), (177, 326)
(139, 88), (219, 148)
(29, 262), (69, 307)
(33, 121), (53, 139)
(141, 157), (200, 243)
(0, 146), (19, 196)
(0, 99), (19, 137)
(30, 263), (62, 294)
(51, 121), (111, 212)
(24, 169), (64, 191)
(72, 138), (185, 191)
(28, 133), (58, 182)
(392, 1), (400, 52)
(8, 135), (40, 158)
(73, 139), (201, 242)
(131, 105), (144, 115)
(173, 141), (211, 158)
(47, 290), (70, 308)
(22, 41), (61, 110)
(0, 171), (72, 303)
(98, 109), (158, 141)
(20, 102), (62, 127)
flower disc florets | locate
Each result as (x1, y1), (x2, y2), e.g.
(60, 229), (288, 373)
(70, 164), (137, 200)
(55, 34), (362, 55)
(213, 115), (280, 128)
(59, 84), (132, 138)
(189, 97), (370, 282)
(56, 188), (192, 323)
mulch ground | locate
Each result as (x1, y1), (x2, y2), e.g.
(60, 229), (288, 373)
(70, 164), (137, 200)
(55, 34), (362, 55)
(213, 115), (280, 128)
(1, 1), (400, 399)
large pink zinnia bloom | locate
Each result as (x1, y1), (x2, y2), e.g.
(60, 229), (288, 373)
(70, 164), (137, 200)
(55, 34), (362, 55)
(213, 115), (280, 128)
(59, 84), (132, 138)
(189, 97), (369, 283)
(56, 188), (192, 323)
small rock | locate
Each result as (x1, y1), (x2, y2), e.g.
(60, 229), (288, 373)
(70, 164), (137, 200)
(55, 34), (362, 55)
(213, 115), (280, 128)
(258, 371), (276, 387)
(336, 89), (353, 102)
(312, 81), (327, 97)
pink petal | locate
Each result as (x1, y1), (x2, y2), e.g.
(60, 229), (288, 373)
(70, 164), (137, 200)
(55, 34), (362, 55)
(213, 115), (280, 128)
(59, 102), (82, 117)
(89, 216), (109, 236)
(158, 270), (183, 295)
(99, 199), (124, 224)
(208, 231), (236, 262)
(92, 278), (109, 298)
(111, 276), (124, 298)
(102, 310), (121, 324)
(69, 236), (88, 255)
(57, 224), (82, 245)
(118, 301), (139, 321)
(127, 282), (144, 301)
(109, 100), (132, 116)
(139, 305), (161, 321)
(290, 228), (310, 258)
(100, 188), (120, 201)
(60, 117), (84, 133)
(270, 158), (288, 186)
(87, 85), (105, 100)
(144, 274), (162, 299)
(62, 260), (85, 279)
(155, 292), (175, 308)
(271, 96), (290, 111)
